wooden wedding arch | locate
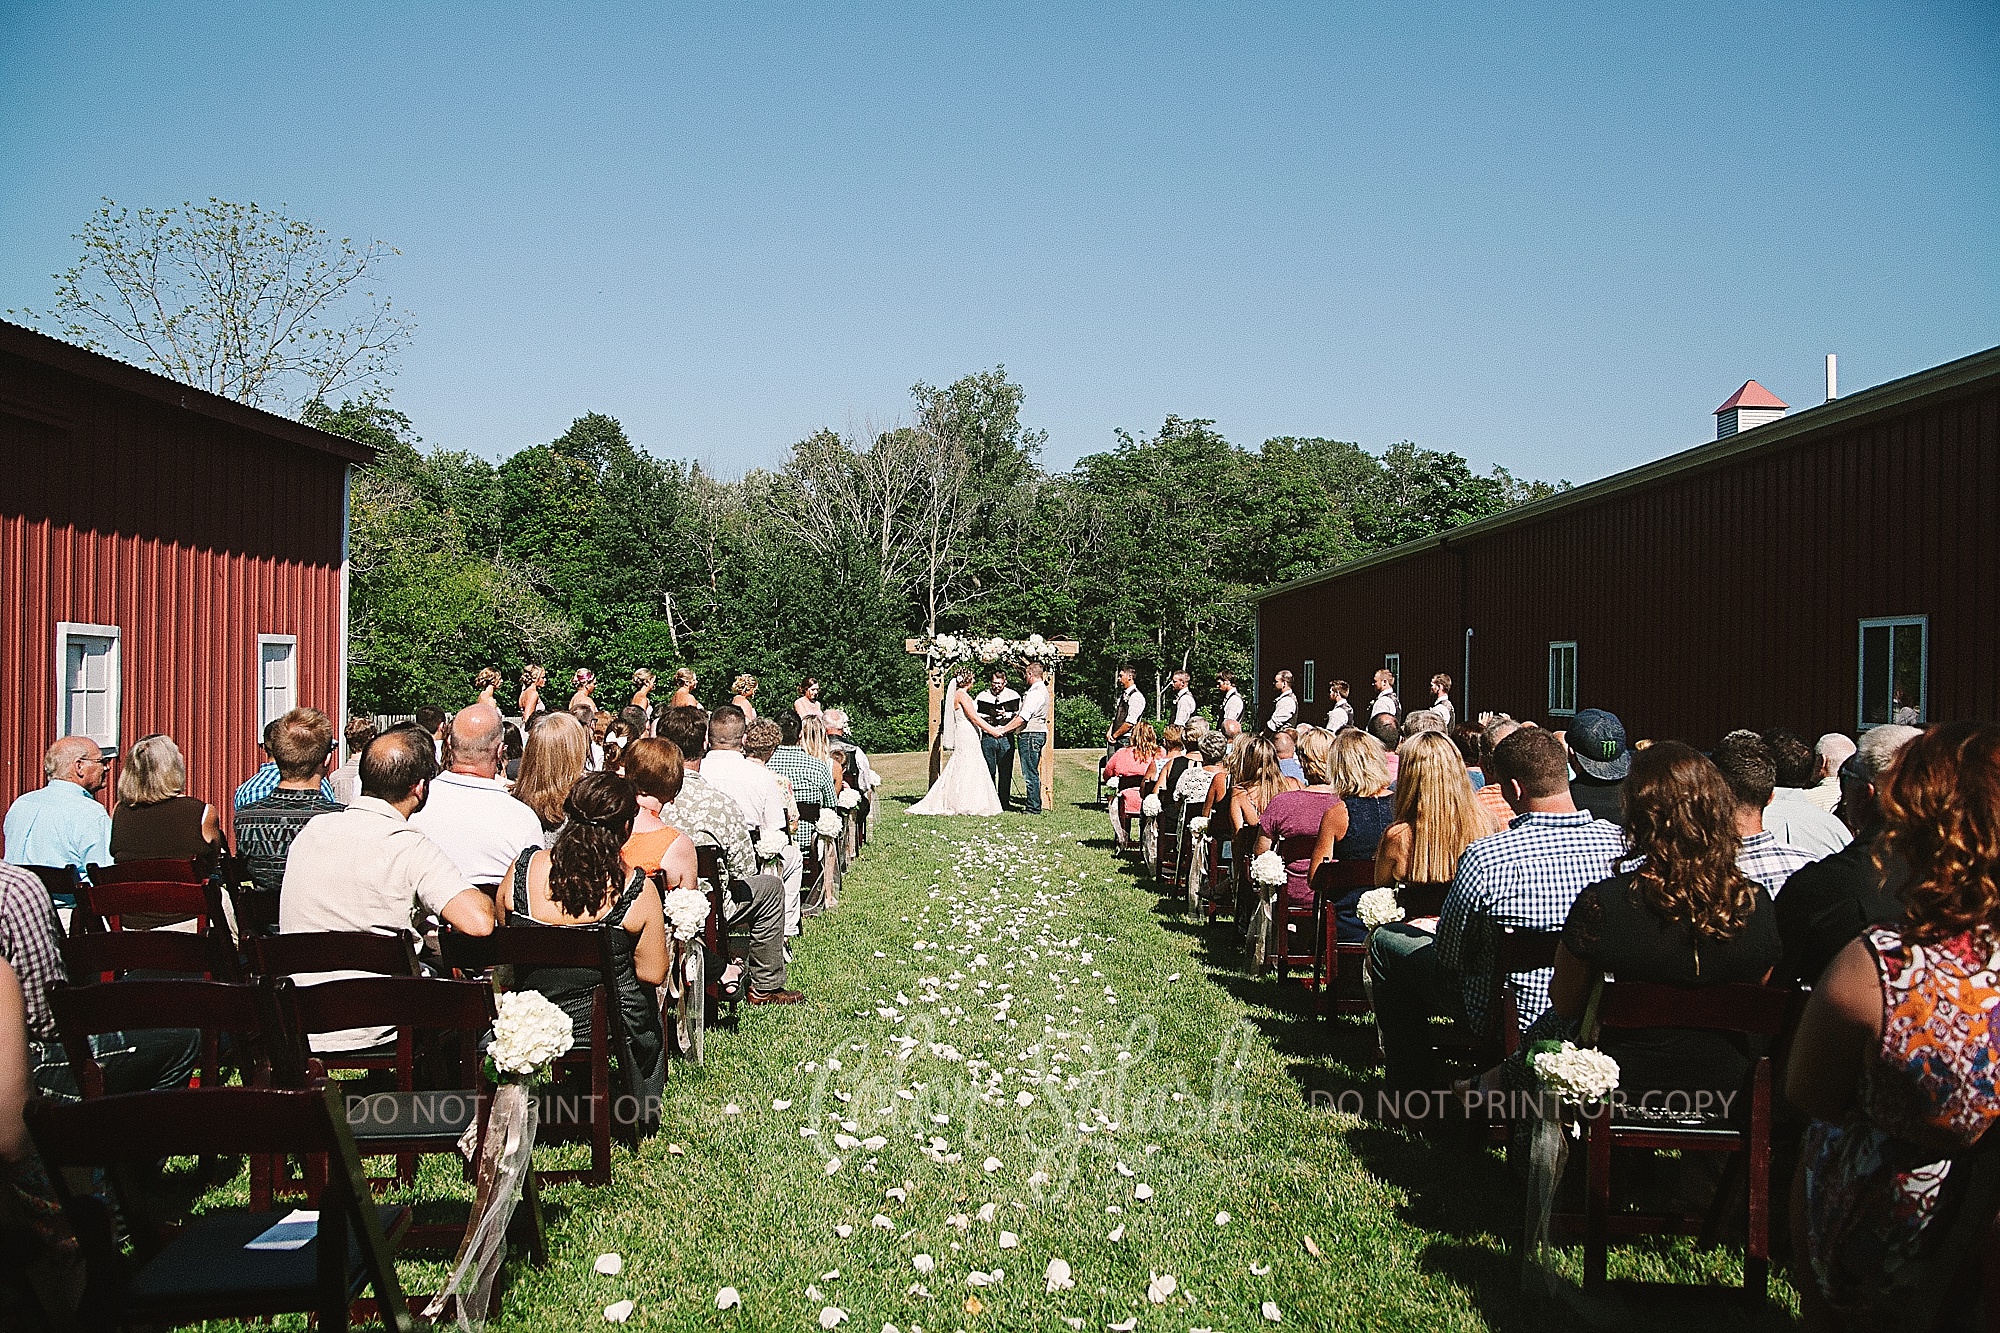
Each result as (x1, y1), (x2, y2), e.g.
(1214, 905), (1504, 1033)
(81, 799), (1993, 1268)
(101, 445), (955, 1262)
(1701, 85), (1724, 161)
(904, 637), (1081, 803)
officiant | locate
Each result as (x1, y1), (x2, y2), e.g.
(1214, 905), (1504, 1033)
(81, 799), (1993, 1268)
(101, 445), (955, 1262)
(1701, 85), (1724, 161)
(974, 668), (1023, 810)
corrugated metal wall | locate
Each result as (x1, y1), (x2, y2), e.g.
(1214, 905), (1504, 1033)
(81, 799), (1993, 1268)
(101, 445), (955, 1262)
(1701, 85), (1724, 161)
(1259, 377), (2000, 748)
(0, 351), (349, 836)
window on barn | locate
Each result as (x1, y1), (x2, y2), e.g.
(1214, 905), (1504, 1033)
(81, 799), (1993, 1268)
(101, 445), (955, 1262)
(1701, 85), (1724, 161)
(56, 623), (122, 755)
(1302, 659), (1315, 704)
(1548, 641), (1577, 717)
(258, 635), (299, 732)
(1858, 617), (1926, 729)
(1383, 654), (1400, 695)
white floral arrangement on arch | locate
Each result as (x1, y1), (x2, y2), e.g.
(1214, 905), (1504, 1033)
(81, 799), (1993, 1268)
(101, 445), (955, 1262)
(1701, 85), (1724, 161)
(1529, 1041), (1621, 1105)
(815, 808), (843, 837)
(662, 887), (711, 943)
(1141, 793), (1163, 817)
(923, 632), (1064, 669)
(922, 633), (973, 664)
(486, 990), (574, 1083)
(836, 788), (862, 810)
(1356, 887), (1404, 930)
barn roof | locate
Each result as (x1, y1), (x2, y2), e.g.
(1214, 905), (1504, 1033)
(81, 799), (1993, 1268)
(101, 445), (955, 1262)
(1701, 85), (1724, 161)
(0, 319), (378, 466)
(1714, 380), (1789, 413)
(1254, 343), (2000, 603)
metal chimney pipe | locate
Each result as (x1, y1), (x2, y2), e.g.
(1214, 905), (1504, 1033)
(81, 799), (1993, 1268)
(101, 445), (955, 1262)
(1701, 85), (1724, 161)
(1825, 353), (1839, 402)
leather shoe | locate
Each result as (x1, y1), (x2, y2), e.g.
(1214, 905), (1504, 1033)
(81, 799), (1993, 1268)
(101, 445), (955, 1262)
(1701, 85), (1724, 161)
(748, 988), (804, 1005)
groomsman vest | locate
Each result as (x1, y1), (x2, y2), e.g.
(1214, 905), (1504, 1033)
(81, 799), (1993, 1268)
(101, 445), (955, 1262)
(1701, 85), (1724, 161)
(1172, 688), (1197, 727)
(1220, 688), (1244, 725)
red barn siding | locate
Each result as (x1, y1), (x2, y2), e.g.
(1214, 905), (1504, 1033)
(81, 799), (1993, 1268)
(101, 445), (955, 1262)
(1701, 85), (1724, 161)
(1258, 351), (2000, 749)
(0, 324), (365, 837)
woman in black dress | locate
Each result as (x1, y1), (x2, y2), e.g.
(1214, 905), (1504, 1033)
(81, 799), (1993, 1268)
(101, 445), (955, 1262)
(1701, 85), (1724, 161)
(1515, 740), (1780, 1100)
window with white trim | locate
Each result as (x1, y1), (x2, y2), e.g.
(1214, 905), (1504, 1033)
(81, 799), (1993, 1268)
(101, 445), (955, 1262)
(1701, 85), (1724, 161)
(1859, 616), (1926, 729)
(258, 635), (299, 731)
(1548, 641), (1577, 717)
(55, 623), (121, 754)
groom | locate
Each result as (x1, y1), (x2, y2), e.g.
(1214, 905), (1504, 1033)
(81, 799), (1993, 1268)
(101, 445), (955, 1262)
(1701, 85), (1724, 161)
(974, 668), (1022, 810)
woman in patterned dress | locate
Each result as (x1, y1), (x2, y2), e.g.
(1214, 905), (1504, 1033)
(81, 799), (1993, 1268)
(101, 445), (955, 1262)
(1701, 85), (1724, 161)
(1787, 721), (2000, 1329)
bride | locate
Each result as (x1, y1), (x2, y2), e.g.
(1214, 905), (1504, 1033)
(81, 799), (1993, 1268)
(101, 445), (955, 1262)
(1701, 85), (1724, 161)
(910, 666), (1003, 816)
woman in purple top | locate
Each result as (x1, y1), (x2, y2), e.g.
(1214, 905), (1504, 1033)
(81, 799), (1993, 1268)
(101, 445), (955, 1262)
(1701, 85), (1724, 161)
(1257, 730), (1342, 912)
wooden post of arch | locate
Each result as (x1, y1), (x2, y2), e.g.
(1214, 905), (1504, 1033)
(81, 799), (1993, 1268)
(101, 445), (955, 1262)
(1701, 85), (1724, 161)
(906, 638), (1081, 804)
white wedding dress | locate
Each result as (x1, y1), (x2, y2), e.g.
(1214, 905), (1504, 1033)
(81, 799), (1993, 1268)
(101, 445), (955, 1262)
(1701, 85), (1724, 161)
(910, 687), (1003, 816)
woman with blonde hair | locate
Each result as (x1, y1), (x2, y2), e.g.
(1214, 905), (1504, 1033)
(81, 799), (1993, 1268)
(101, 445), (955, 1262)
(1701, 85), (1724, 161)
(1372, 731), (1499, 891)
(515, 712), (590, 843)
(518, 665), (548, 725)
(731, 674), (760, 724)
(630, 667), (656, 711)
(668, 668), (700, 709)
(111, 733), (224, 876)
(799, 713), (845, 793)
(1307, 729), (1396, 941)
(1258, 728), (1344, 920)
(474, 667), (502, 707)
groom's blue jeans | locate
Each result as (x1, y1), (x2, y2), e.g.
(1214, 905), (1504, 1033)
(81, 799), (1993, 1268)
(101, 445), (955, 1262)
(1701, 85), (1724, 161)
(1016, 732), (1046, 813)
(980, 733), (1015, 809)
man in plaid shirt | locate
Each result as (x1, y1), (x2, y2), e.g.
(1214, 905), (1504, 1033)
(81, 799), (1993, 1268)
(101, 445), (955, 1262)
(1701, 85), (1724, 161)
(767, 710), (835, 852)
(1712, 731), (1816, 894)
(1370, 728), (1625, 1095)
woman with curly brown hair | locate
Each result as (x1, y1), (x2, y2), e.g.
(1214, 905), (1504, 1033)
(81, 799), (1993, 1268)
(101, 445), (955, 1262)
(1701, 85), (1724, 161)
(1787, 722), (2000, 1330)
(1519, 740), (1780, 1097)
(474, 667), (502, 707)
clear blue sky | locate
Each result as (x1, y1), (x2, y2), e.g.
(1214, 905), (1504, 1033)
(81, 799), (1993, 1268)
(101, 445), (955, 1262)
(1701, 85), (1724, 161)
(3, 1), (1995, 482)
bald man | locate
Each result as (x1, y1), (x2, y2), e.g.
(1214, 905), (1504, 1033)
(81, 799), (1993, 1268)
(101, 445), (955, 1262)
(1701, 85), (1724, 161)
(408, 704), (544, 888)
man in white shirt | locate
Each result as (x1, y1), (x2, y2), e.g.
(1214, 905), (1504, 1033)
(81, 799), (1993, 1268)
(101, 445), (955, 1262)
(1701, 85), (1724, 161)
(1169, 672), (1197, 728)
(1014, 662), (1052, 814)
(1806, 732), (1857, 814)
(279, 729), (496, 1050)
(1762, 728), (1853, 859)
(1215, 672), (1245, 738)
(699, 706), (802, 926)
(409, 704), (544, 887)
(1369, 669), (1401, 721)
(1106, 668), (1145, 749)
(1429, 673), (1455, 727)
(1266, 670), (1297, 732)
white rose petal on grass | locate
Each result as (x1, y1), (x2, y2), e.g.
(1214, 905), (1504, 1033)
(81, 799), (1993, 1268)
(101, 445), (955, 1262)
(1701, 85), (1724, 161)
(1063, 1320), (1085, 1331)
(1262, 1301), (1283, 1322)
(807, 1285), (824, 1302)
(603, 1300), (634, 1323)
(863, 1136), (888, 1151)
(723, 1102), (741, 1115)
(1107, 1223), (1126, 1242)
(834, 1224), (853, 1238)
(1016, 1091), (1034, 1107)
(1147, 1272), (1179, 1304)
(667, 1142), (686, 1155)
(1044, 1258), (1074, 1293)
(982, 1156), (1003, 1173)
(912, 1254), (935, 1275)
(821, 1269), (839, 1282)
(714, 1286), (742, 1309)
(820, 1307), (849, 1330)
(998, 1230), (1018, 1249)
(772, 1098), (793, 1111)
(1114, 1161), (1135, 1177)
(966, 1271), (1000, 1288)
(977, 1202), (998, 1223)
(1109, 1320), (1138, 1332)
(872, 1214), (896, 1230)
(593, 1252), (623, 1276)
(1027, 1169), (1050, 1187)
(1215, 1211), (1231, 1226)
(1302, 1235), (1323, 1259)
(885, 1186), (907, 1202)
(1250, 1262), (1272, 1276)
(1133, 1183), (1154, 1201)
(825, 1157), (843, 1175)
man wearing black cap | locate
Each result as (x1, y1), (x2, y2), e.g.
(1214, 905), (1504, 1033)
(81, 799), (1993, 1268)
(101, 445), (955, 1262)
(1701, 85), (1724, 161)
(1564, 708), (1629, 825)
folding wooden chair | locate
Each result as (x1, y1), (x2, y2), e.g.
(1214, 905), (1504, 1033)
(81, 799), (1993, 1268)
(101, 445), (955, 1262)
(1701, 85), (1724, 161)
(21, 864), (79, 913)
(75, 859), (230, 942)
(1202, 826), (1239, 924)
(1111, 776), (1144, 851)
(1557, 981), (1793, 1302)
(217, 851), (281, 939)
(248, 931), (421, 981)
(1311, 859), (1376, 1016)
(25, 1082), (420, 1332)
(61, 924), (242, 984)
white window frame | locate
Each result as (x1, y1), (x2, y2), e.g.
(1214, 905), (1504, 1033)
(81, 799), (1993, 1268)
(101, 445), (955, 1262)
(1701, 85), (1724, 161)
(257, 634), (300, 732)
(1858, 616), (1927, 730)
(1302, 659), (1316, 704)
(54, 622), (122, 756)
(1548, 641), (1578, 717)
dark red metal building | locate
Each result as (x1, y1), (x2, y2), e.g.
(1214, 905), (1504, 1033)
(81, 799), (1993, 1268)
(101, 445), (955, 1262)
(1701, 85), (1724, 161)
(0, 321), (372, 832)
(1255, 345), (2000, 747)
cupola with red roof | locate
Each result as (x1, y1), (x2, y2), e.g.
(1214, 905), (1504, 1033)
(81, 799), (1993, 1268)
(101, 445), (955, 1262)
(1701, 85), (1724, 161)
(1714, 380), (1788, 439)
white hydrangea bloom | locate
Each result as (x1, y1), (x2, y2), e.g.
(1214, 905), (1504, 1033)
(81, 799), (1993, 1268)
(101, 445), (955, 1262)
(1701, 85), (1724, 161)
(662, 887), (711, 942)
(1249, 850), (1288, 887)
(1532, 1042), (1621, 1103)
(816, 809), (843, 836)
(1356, 887), (1404, 929)
(488, 989), (574, 1079)
(1141, 793), (1163, 817)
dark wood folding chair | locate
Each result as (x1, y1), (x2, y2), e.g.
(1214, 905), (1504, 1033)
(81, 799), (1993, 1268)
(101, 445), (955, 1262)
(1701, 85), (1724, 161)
(248, 931), (421, 981)
(61, 924), (243, 983)
(22, 864), (80, 914)
(797, 801), (832, 918)
(440, 927), (637, 1187)
(25, 1082), (420, 1332)
(1203, 826), (1239, 923)
(1112, 776), (1144, 850)
(1311, 859), (1377, 1016)
(217, 851), (281, 939)
(1556, 981), (1794, 1303)
(75, 859), (229, 942)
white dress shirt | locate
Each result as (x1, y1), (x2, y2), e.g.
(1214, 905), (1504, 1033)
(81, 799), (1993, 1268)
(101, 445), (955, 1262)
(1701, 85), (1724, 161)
(407, 770), (545, 887)
(1220, 689), (1244, 725)
(1018, 682), (1051, 734)
(1120, 688), (1146, 727)
(1432, 695), (1455, 727)
(698, 749), (790, 839)
(1327, 701), (1354, 731)
(1370, 690), (1400, 719)
(1172, 688), (1197, 727)
(1267, 690), (1297, 730)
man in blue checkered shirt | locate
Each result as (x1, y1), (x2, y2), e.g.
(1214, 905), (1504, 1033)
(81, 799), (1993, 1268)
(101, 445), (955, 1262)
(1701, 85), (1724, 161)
(1370, 727), (1626, 1095)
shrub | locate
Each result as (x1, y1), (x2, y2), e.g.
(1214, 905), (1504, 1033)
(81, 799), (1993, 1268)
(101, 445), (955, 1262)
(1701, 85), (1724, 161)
(1055, 695), (1111, 749)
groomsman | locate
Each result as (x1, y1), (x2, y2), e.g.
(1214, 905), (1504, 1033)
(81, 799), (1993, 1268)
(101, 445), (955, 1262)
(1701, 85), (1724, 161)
(1266, 670), (1298, 732)
(975, 668), (1022, 810)
(1015, 662), (1051, 814)
(1215, 672), (1246, 737)
(1170, 671), (1197, 728)
(1106, 667), (1145, 748)
(1369, 669), (1401, 723)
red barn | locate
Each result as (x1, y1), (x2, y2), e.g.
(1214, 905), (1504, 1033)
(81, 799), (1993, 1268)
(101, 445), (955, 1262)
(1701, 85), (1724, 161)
(1254, 345), (2000, 747)
(0, 320), (372, 831)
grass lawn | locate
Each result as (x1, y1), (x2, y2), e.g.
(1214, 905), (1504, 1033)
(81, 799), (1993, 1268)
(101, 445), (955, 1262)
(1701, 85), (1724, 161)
(185, 750), (1799, 1330)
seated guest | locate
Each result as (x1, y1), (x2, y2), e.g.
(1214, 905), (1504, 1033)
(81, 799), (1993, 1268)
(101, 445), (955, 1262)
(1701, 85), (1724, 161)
(601, 717), (640, 772)
(1274, 729), (1305, 782)
(234, 708), (342, 903)
(1105, 724), (1159, 853)
(1787, 722), (2000, 1329)
(235, 718), (339, 809)
(0, 861), (198, 1099)
(1370, 728), (1624, 1094)
(4, 737), (112, 873)
(278, 729), (496, 1050)
(410, 703), (545, 888)
(1512, 741), (1780, 1098)
(501, 721), (524, 784)
(768, 711), (836, 852)
(799, 715), (846, 796)
(653, 707), (800, 1003)
(1712, 731), (1817, 893)
(416, 705), (448, 764)
(698, 707), (796, 889)
(1451, 722), (1488, 789)
(744, 719), (799, 837)
(1807, 732), (1856, 815)
(1774, 724), (1921, 987)
(1367, 713), (1403, 781)
(822, 709), (876, 792)
(330, 716), (375, 805)
(1374, 730), (1503, 886)
(1473, 716), (1521, 827)
(1402, 709), (1446, 736)
(1181, 732), (1230, 810)
(497, 773), (666, 1111)
(617, 739), (699, 890)
(1308, 731), (1397, 938)
(111, 735), (225, 907)
(1563, 707), (1630, 825)
(1258, 728), (1342, 925)
(515, 712), (591, 846)
(1760, 728), (1853, 860)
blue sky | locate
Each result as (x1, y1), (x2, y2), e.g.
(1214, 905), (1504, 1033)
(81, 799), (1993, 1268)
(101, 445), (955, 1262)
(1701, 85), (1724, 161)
(2, 1), (1994, 482)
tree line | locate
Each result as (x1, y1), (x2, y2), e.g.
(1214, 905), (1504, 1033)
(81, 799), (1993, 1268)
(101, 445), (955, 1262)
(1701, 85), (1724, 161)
(321, 369), (1561, 754)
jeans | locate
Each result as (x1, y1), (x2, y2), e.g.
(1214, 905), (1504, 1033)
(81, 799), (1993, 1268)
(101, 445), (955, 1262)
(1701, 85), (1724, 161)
(723, 873), (790, 993)
(1367, 925), (1456, 1094)
(1016, 731), (1047, 813)
(32, 1028), (201, 1102)
(980, 733), (1016, 809)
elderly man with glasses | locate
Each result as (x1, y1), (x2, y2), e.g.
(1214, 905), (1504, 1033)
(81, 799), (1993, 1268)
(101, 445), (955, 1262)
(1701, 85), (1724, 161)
(3, 736), (113, 873)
